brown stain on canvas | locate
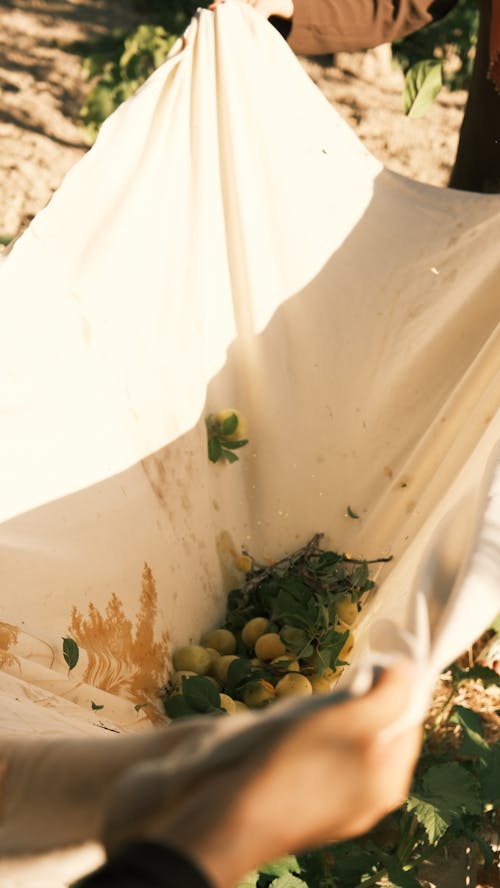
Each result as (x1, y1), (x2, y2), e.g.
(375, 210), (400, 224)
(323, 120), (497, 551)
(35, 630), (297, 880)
(69, 564), (169, 722)
(141, 455), (168, 507)
(216, 530), (243, 589)
(0, 622), (19, 669)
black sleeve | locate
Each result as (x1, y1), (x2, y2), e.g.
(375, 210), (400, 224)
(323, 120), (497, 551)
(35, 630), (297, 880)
(74, 842), (213, 888)
(283, 0), (458, 57)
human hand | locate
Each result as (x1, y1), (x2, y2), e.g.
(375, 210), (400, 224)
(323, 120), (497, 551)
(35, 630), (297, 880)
(208, 0), (294, 22)
(103, 662), (421, 888)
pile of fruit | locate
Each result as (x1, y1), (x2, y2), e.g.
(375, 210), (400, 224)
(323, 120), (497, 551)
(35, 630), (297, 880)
(164, 534), (389, 719)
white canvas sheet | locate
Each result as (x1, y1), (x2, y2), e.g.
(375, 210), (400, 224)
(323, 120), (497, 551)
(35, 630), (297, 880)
(0, 3), (499, 883)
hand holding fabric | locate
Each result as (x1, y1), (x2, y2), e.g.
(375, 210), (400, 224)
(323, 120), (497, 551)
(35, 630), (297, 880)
(209, 0), (294, 22)
(103, 662), (421, 888)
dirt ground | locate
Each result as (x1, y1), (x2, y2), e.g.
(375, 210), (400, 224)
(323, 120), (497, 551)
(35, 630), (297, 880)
(0, 0), (468, 241)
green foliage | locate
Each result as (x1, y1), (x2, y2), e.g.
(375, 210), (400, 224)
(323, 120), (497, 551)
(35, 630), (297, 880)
(164, 534), (498, 884)
(165, 535), (378, 717)
(261, 856), (302, 878)
(450, 661), (500, 690)
(226, 536), (377, 670)
(296, 678), (498, 887)
(81, 25), (178, 141)
(237, 856), (306, 888)
(403, 60), (443, 118)
(78, 1), (210, 141)
(393, 0), (479, 92)
(407, 762), (482, 843)
(268, 875), (308, 888)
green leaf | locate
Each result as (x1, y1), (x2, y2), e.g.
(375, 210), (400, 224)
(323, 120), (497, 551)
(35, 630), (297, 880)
(269, 874), (308, 888)
(164, 694), (195, 720)
(479, 744), (500, 804)
(226, 657), (252, 691)
(403, 59), (443, 119)
(208, 436), (222, 463)
(346, 505), (359, 519)
(313, 842), (378, 884)
(182, 675), (221, 712)
(222, 438), (249, 450)
(450, 706), (490, 763)
(350, 563), (369, 588)
(134, 702), (149, 712)
(406, 796), (450, 845)
(221, 448), (239, 463)
(407, 762), (482, 844)
(279, 627), (310, 652)
(318, 629), (350, 670)
(261, 856), (301, 877)
(235, 872), (259, 888)
(91, 701), (104, 711)
(62, 637), (79, 672)
(450, 662), (500, 689)
(221, 413), (238, 436)
(376, 849), (421, 888)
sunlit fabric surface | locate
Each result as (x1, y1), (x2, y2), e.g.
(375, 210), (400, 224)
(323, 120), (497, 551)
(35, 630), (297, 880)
(0, 3), (499, 883)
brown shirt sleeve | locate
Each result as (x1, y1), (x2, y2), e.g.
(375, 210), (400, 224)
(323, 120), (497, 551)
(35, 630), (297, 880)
(286, 0), (457, 56)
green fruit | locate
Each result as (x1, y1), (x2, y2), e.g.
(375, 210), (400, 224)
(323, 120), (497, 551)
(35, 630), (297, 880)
(201, 628), (237, 655)
(276, 673), (313, 697)
(255, 632), (286, 661)
(335, 599), (359, 625)
(204, 647), (221, 668)
(219, 693), (236, 713)
(241, 617), (271, 648)
(233, 700), (249, 713)
(213, 654), (239, 684)
(173, 645), (212, 675)
(309, 674), (333, 694)
(243, 682), (275, 708)
(214, 408), (247, 440)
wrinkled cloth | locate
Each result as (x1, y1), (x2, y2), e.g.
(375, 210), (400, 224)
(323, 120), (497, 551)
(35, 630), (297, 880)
(0, 3), (499, 884)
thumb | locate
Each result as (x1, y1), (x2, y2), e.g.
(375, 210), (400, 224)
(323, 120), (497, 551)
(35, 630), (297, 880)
(348, 659), (419, 738)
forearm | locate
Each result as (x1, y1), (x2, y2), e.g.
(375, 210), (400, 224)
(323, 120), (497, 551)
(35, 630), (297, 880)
(286, 0), (458, 56)
(0, 723), (207, 855)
